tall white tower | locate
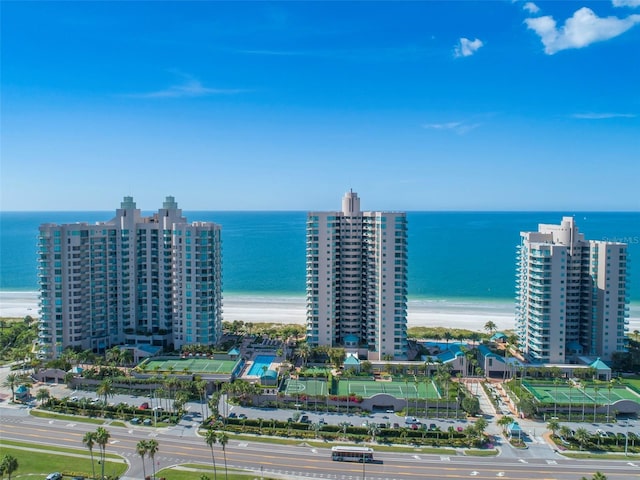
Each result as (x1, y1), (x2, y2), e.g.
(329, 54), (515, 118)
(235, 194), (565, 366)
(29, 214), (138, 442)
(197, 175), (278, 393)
(37, 196), (222, 358)
(306, 191), (408, 360)
(516, 217), (629, 363)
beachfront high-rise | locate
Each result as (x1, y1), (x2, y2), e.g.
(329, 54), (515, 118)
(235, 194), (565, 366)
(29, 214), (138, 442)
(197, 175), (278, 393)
(516, 217), (629, 363)
(37, 196), (222, 358)
(306, 191), (408, 360)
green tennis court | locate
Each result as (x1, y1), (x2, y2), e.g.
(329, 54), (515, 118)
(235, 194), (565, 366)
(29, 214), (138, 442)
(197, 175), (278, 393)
(523, 381), (640, 405)
(143, 357), (238, 374)
(282, 378), (328, 396)
(337, 378), (440, 399)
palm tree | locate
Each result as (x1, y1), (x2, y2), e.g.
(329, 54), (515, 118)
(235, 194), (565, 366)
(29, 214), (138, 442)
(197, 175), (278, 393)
(217, 432), (229, 480)
(498, 415), (514, 434)
(574, 427), (590, 451)
(367, 423), (380, 443)
(82, 431), (97, 479)
(559, 425), (572, 441)
(204, 428), (218, 480)
(147, 439), (159, 480)
(96, 378), (114, 407)
(0, 454), (19, 480)
(2, 373), (19, 402)
(36, 387), (50, 405)
(568, 382), (574, 422)
(606, 380), (613, 422)
(547, 419), (560, 437)
(484, 321), (497, 336)
(593, 385), (600, 423)
(95, 426), (111, 480)
(137, 440), (148, 480)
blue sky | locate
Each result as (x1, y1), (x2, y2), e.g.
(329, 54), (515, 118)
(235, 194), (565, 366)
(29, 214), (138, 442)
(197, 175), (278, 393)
(2, 0), (639, 211)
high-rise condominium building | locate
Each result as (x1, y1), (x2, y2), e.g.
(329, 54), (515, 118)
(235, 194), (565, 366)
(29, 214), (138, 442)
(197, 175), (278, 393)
(37, 196), (222, 358)
(306, 191), (408, 360)
(516, 217), (629, 363)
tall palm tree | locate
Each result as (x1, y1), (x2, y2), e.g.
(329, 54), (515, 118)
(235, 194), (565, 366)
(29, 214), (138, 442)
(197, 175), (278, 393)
(36, 387), (50, 405)
(82, 431), (97, 480)
(484, 321), (497, 336)
(498, 415), (513, 435)
(204, 428), (218, 480)
(2, 373), (19, 402)
(136, 440), (148, 480)
(217, 432), (229, 480)
(574, 427), (590, 451)
(607, 380), (613, 422)
(147, 439), (159, 480)
(568, 383), (574, 422)
(95, 426), (111, 480)
(96, 378), (114, 407)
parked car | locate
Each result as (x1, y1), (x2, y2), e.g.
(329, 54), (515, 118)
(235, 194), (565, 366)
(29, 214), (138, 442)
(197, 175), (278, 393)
(238, 413), (247, 419)
(300, 415), (310, 423)
(228, 412), (237, 418)
(404, 416), (420, 424)
(139, 402), (149, 410)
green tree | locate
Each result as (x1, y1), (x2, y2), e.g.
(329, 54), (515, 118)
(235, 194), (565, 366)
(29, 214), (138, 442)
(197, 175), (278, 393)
(328, 348), (346, 369)
(96, 378), (114, 408)
(574, 427), (590, 451)
(484, 321), (497, 336)
(82, 431), (97, 480)
(147, 439), (159, 480)
(217, 432), (229, 480)
(547, 419), (560, 437)
(498, 415), (514, 434)
(36, 387), (50, 405)
(0, 454), (19, 480)
(95, 426), (111, 480)
(136, 440), (148, 480)
(462, 396), (480, 416)
(2, 373), (19, 402)
(204, 428), (218, 480)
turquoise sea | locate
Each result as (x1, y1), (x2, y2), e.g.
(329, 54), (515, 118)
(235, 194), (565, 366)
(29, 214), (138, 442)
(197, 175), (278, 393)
(1, 211), (638, 303)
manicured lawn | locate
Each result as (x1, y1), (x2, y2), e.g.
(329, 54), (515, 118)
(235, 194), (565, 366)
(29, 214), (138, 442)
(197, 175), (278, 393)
(159, 465), (281, 480)
(0, 442), (127, 478)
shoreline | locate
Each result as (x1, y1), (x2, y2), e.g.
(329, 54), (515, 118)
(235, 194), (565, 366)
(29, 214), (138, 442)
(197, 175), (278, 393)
(2, 291), (638, 333)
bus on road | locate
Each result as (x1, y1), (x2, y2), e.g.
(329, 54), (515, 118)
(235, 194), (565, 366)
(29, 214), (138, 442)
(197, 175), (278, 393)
(331, 446), (374, 463)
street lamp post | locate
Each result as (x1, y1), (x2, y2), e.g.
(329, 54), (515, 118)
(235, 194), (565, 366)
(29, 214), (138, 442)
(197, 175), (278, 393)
(362, 451), (366, 480)
(625, 419), (631, 456)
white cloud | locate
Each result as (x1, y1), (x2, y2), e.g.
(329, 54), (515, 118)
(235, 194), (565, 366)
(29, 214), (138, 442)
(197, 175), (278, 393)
(422, 121), (482, 134)
(454, 38), (484, 57)
(571, 112), (636, 119)
(525, 7), (640, 54)
(126, 74), (248, 99)
(523, 2), (540, 14)
(612, 0), (640, 8)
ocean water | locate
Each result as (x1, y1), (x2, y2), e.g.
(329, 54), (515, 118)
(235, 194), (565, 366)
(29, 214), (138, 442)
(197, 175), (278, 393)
(1, 211), (639, 304)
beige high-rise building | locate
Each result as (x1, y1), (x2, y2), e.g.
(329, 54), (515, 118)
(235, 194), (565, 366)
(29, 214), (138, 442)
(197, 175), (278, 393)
(306, 191), (408, 360)
(37, 196), (222, 358)
(516, 217), (629, 363)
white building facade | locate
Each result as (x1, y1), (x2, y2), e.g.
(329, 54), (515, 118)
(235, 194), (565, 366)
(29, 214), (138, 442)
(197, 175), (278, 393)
(306, 191), (408, 360)
(37, 196), (222, 358)
(516, 217), (628, 363)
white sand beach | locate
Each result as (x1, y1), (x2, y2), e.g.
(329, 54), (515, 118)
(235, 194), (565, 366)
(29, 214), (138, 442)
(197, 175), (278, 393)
(2, 290), (639, 333)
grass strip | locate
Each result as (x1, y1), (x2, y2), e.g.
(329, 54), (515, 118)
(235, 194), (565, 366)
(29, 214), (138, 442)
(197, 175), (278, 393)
(0, 443), (127, 478)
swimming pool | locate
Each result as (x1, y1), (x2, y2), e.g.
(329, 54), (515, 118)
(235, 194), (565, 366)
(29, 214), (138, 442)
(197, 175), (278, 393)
(247, 355), (275, 376)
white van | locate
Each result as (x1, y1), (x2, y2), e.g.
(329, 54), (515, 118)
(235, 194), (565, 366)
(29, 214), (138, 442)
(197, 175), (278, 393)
(404, 416), (420, 425)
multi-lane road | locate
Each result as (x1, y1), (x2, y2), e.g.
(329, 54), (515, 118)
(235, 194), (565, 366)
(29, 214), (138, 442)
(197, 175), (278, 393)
(1, 406), (638, 480)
